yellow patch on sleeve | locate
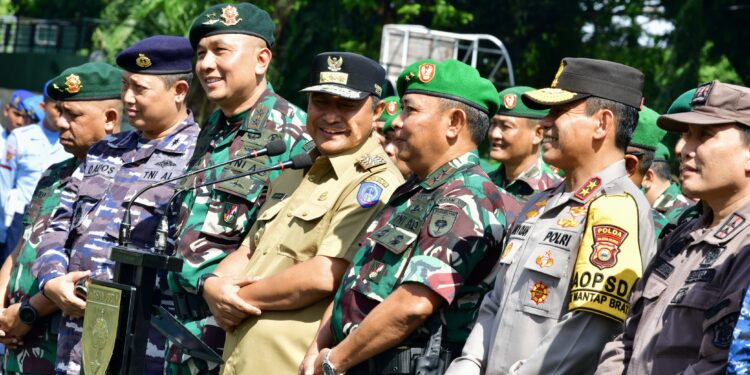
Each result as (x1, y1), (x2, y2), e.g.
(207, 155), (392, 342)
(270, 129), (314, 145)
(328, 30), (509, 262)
(568, 193), (643, 322)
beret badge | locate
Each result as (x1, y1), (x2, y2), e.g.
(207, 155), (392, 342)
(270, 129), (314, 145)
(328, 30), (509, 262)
(386, 101), (398, 115)
(64, 74), (82, 94)
(203, 5), (242, 26)
(504, 94), (517, 109)
(136, 53), (152, 68)
(418, 63), (435, 83)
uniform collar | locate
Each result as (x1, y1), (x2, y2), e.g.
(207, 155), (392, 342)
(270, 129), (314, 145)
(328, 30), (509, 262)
(224, 83), (276, 131)
(419, 150), (480, 190)
(154, 111), (197, 154)
(314, 135), (384, 178)
(568, 159), (627, 204)
(695, 200), (750, 246)
(495, 155), (548, 193)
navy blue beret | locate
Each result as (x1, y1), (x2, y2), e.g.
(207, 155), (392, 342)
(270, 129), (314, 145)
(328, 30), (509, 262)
(116, 35), (194, 74)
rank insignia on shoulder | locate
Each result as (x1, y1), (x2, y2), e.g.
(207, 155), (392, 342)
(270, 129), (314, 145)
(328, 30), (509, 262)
(357, 181), (383, 208)
(714, 213), (745, 240)
(590, 224), (628, 270)
(530, 281), (548, 305)
(356, 154), (386, 170)
(574, 177), (601, 201)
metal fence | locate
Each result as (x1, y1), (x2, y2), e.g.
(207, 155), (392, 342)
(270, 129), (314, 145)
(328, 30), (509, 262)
(0, 15), (99, 54)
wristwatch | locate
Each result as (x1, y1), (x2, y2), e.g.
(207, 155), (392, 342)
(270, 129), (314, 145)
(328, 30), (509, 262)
(196, 272), (218, 297)
(322, 349), (341, 375)
(19, 299), (38, 326)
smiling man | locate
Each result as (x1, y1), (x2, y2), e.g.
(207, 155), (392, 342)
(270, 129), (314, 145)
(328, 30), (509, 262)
(32, 37), (199, 374)
(489, 86), (560, 225)
(304, 59), (506, 375)
(166, 3), (310, 373)
(599, 81), (750, 374)
(199, 51), (402, 375)
(447, 58), (656, 375)
(0, 63), (121, 375)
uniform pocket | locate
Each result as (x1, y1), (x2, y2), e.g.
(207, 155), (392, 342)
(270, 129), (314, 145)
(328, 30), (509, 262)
(199, 189), (253, 241)
(72, 183), (106, 229)
(276, 203), (329, 262)
(519, 249), (571, 319)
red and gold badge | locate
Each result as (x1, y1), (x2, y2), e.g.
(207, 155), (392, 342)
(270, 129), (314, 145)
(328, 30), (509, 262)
(535, 250), (554, 268)
(221, 5), (242, 26)
(386, 101), (398, 115)
(65, 74), (82, 94)
(590, 224), (628, 270)
(418, 63), (435, 83)
(530, 281), (548, 305)
(503, 94), (517, 109)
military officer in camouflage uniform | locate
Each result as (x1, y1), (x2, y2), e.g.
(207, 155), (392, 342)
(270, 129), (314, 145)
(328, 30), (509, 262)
(378, 96), (412, 178)
(201, 51), (403, 375)
(598, 81), (750, 374)
(447, 58), (656, 375)
(304, 59), (506, 375)
(32, 38), (199, 374)
(488, 86), (561, 225)
(166, 3), (310, 373)
(0, 64), (122, 375)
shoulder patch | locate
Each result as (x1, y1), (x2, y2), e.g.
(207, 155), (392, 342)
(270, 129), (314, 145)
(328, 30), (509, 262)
(302, 140), (317, 153)
(590, 224), (629, 269)
(428, 208), (457, 237)
(574, 177), (602, 201)
(356, 181), (383, 208)
(357, 154), (387, 170)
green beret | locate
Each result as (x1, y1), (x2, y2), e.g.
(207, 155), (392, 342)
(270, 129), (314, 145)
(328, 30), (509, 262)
(630, 106), (666, 150)
(45, 62), (123, 102)
(189, 3), (275, 49)
(379, 96), (401, 133)
(654, 142), (671, 162)
(397, 59), (500, 115)
(497, 86), (548, 119)
(667, 88), (697, 114)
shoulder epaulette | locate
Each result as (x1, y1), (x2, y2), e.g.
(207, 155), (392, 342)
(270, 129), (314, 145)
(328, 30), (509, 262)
(356, 154), (387, 170)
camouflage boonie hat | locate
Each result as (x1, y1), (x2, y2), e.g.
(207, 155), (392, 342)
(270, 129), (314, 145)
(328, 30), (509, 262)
(189, 3), (275, 49)
(45, 62), (122, 101)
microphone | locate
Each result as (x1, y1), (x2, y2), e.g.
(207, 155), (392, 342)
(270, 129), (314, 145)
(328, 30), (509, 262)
(153, 152), (313, 253)
(118, 140), (286, 247)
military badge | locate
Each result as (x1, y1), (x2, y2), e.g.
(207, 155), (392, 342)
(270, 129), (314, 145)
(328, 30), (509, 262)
(713, 313), (738, 349)
(590, 224), (628, 270)
(530, 281), (548, 305)
(374, 83), (382, 96)
(221, 5), (242, 26)
(692, 81), (714, 106)
(367, 261), (387, 283)
(82, 284), (122, 375)
(404, 71), (416, 82)
(11, 96), (20, 107)
(501, 242), (514, 259)
(136, 53), (152, 68)
(356, 154), (386, 170)
(428, 208), (457, 237)
(557, 204), (587, 228)
(526, 209), (539, 220)
(535, 250), (554, 268)
(418, 63), (435, 83)
(221, 203), (239, 226)
(503, 93), (517, 109)
(327, 56), (343, 72)
(386, 101), (398, 115)
(357, 182), (383, 208)
(64, 74), (82, 94)
(574, 177), (601, 201)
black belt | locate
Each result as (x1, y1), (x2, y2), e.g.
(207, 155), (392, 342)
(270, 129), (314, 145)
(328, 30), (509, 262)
(173, 292), (211, 320)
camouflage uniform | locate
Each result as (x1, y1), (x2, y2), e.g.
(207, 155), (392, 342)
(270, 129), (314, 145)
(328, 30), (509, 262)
(489, 156), (561, 226)
(729, 286), (750, 374)
(32, 115), (199, 374)
(653, 182), (693, 223)
(165, 85), (308, 373)
(3, 157), (79, 374)
(652, 209), (669, 239)
(331, 151), (506, 353)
